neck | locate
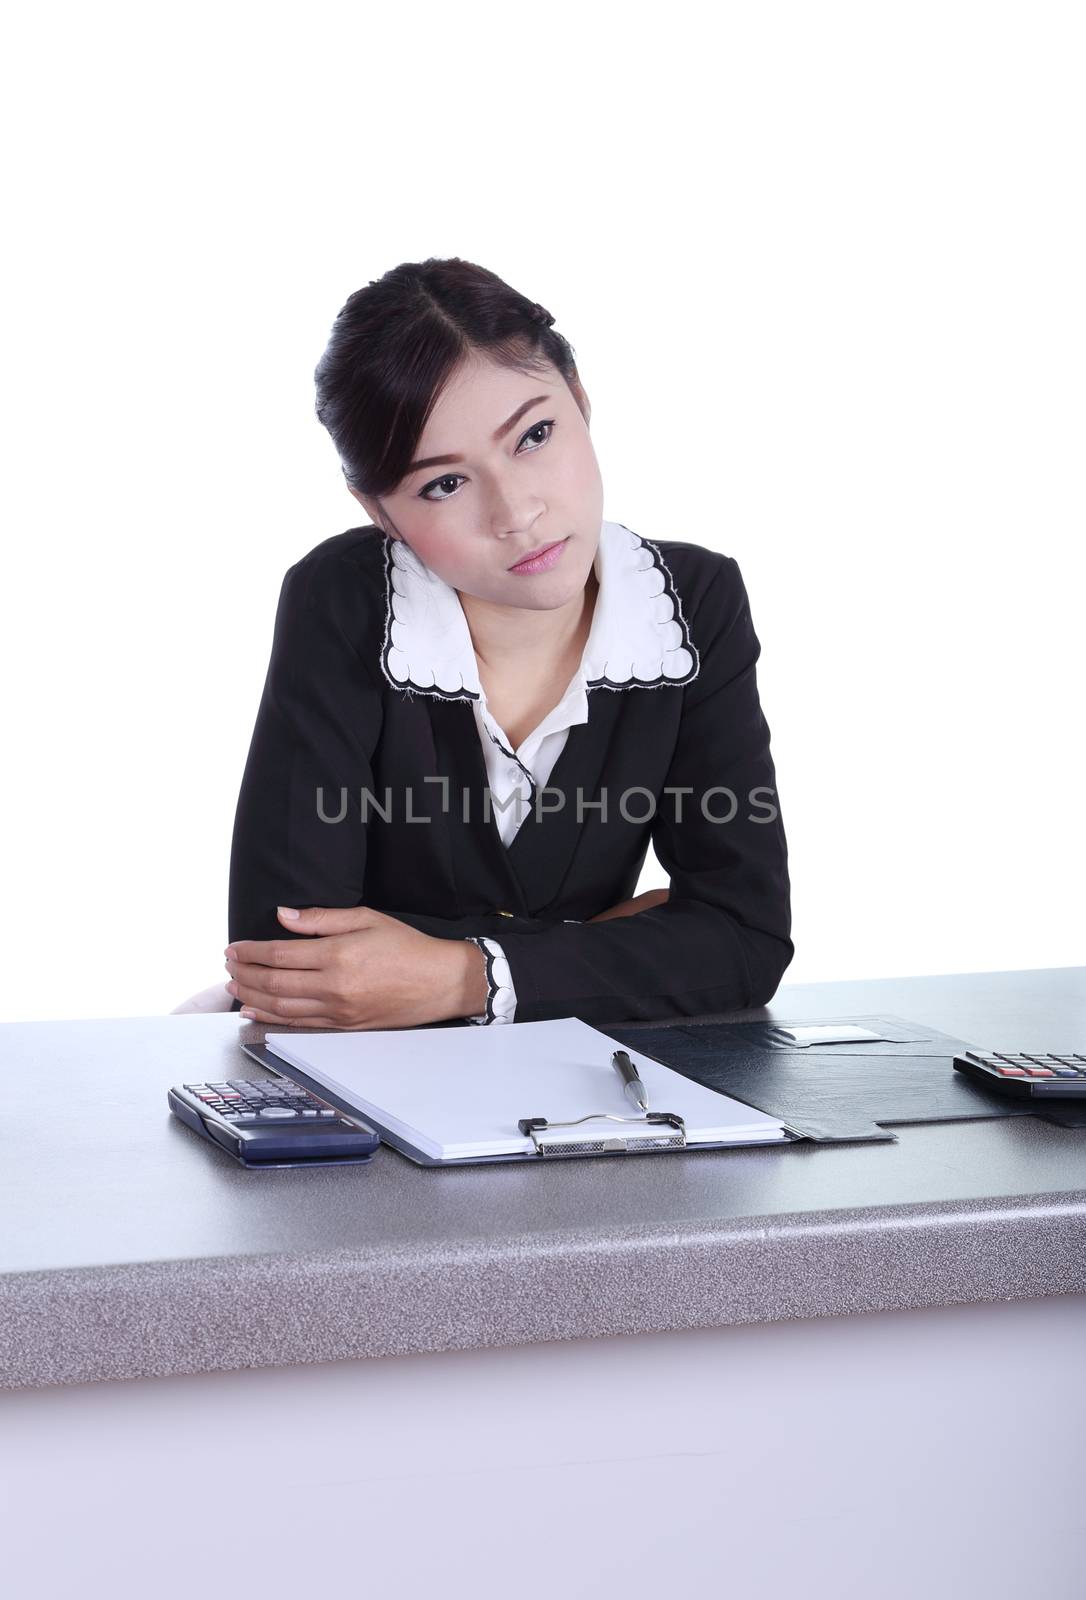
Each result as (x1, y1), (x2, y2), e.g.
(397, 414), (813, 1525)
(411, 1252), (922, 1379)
(458, 567), (599, 675)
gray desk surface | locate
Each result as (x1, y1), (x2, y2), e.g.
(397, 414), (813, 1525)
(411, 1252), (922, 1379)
(2, 966), (1084, 1390)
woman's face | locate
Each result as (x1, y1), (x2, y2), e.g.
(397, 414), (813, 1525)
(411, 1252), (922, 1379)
(351, 352), (604, 612)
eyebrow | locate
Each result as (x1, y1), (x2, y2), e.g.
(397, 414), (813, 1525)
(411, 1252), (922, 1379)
(405, 395), (552, 475)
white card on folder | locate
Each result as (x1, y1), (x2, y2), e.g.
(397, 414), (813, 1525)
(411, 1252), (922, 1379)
(263, 1016), (789, 1160)
(774, 1023), (889, 1046)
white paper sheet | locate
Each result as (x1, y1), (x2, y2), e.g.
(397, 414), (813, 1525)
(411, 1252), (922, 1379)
(264, 1016), (789, 1159)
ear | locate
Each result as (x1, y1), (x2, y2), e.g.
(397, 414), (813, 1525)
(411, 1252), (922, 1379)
(349, 487), (396, 538)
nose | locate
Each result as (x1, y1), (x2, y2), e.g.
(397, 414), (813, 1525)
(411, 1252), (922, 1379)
(489, 496), (545, 542)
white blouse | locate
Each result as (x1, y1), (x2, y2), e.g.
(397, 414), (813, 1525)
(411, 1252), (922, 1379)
(380, 519), (700, 1024)
(462, 668), (590, 1022)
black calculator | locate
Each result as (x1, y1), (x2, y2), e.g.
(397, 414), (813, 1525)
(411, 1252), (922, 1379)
(953, 1051), (1086, 1099)
(168, 1077), (381, 1167)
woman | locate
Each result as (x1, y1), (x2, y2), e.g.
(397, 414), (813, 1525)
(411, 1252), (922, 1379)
(223, 257), (793, 1029)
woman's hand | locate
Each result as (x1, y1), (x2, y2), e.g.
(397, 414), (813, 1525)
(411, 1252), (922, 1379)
(586, 887), (670, 923)
(223, 905), (483, 1030)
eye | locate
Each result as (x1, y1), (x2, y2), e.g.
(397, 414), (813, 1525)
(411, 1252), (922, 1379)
(417, 420), (556, 503)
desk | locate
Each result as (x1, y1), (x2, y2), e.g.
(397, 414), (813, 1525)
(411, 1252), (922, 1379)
(2, 968), (1084, 1599)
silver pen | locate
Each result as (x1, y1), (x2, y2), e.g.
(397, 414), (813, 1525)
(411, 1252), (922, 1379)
(611, 1049), (648, 1112)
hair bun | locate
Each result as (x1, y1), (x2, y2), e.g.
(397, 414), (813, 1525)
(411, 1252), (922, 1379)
(527, 301), (555, 328)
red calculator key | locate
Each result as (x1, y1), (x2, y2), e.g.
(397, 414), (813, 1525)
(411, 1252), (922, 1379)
(1024, 1067), (1055, 1077)
(996, 1066), (1026, 1076)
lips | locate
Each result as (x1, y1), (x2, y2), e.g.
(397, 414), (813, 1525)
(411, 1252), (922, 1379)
(509, 538), (565, 570)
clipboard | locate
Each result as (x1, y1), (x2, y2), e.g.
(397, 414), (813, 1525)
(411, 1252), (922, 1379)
(239, 1040), (811, 1164)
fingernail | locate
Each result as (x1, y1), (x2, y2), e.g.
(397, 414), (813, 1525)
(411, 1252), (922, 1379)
(240, 1008), (255, 1020)
(278, 905), (300, 920)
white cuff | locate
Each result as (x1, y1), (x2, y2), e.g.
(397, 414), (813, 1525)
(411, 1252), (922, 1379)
(462, 936), (517, 1024)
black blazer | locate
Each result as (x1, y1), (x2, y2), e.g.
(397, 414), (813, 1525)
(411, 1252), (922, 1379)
(227, 524), (794, 1025)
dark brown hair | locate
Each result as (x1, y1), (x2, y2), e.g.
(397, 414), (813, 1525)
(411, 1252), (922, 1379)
(313, 257), (583, 503)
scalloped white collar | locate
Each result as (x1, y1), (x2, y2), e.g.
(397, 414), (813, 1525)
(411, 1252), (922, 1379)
(379, 519), (700, 700)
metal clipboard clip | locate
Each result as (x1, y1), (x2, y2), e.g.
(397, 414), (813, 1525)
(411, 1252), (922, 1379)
(517, 1110), (687, 1157)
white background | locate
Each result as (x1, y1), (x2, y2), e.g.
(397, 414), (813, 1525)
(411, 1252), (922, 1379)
(2, 1), (1082, 1023)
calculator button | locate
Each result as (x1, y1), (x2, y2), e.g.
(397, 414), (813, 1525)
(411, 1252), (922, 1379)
(1051, 1067), (1079, 1076)
(318, 1110), (336, 1118)
(258, 1106), (298, 1118)
(301, 1109), (318, 1117)
(1024, 1068), (1055, 1077)
(996, 1066), (1026, 1076)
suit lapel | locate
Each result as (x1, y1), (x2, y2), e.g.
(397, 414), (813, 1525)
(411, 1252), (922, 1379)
(428, 689), (625, 915)
(427, 698), (529, 914)
(502, 687), (625, 910)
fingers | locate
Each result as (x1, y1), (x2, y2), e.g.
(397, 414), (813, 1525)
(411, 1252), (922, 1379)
(636, 888), (670, 911)
(225, 961), (340, 1018)
(237, 1006), (346, 1029)
(230, 983), (339, 1021)
(586, 887), (670, 923)
(226, 955), (334, 1001)
(276, 905), (379, 935)
(226, 904), (379, 967)
(225, 938), (326, 969)
(587, 897), (639, 922)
